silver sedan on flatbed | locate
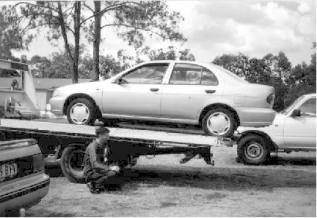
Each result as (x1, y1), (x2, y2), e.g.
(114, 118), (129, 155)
(49, 60), (276, 137)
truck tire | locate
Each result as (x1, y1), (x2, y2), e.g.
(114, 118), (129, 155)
(60, 145), (86, 183)
(202, 108), (236, 137)
(66, 98), (96, 125)
(237, 134), (270, 165)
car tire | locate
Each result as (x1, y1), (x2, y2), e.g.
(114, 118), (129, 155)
(66, 98), (96, 125)
(60, 145), (86, 183)
(202, 108), (236, 137)
(237, 134), (270, 165)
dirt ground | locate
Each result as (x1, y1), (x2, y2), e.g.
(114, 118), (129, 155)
(27, 145), (316, 217)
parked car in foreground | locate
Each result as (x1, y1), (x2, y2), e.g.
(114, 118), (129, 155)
(49, 60), (276, 137)
(237, 93), (316, 165)
(0, 139), (50, 216)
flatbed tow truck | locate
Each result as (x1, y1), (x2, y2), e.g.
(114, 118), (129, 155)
(0, 118), (233, 183)
(0, 59), (233, 183)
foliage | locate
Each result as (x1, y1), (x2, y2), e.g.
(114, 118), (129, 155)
(212, 50), (316, 111)
(83, 1), (186, 80)
(0, 5), (33, 59)
(139, 46), (195, 62)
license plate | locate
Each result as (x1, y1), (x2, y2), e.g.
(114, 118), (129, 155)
(0, 162), (18, 181)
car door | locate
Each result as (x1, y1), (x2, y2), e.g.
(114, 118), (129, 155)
(283, 97), (316, 148)
(102, 63), (169, 118)
(161, 63), (220, 122)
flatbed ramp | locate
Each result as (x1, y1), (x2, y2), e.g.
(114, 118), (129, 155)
(0, 119), (229, 146)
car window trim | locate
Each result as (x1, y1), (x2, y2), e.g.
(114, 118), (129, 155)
(168, 63), (219, 86)
(119, 63), (170, 85)
(298, 97), (316, 117)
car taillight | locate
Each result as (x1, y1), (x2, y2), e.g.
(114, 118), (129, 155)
(266, 93), (275, 105)
(33, 153), (44, 173)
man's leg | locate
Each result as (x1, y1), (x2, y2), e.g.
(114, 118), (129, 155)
(86, 171), (106, 193)
(87, 170), (118, 192)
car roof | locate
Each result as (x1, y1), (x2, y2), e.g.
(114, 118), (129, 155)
(303, 93), (316, 98)
(142, 60), (218, 68)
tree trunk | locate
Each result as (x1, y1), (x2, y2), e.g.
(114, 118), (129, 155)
(72, 2), (81, 84)
(93, 1), (101, 81)
(57, 2), (74, 80)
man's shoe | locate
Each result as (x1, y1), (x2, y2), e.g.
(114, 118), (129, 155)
(87, 182), (102, 194)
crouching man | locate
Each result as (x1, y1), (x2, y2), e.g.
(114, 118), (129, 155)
(83, 127), (120, 193)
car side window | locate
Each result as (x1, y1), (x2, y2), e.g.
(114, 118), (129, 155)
(201, 67), (219, 85)
(121, 63), (168, 84)
(169, 63), (218, 85)
(299, 98), (316, 117)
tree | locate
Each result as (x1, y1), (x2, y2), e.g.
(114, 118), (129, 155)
(0, 5), (33, 60)
(285, 44), (316, 106)
(30, 55), (51, 78)
(139, 46), (195, 61)
(80, 54), (122, 80)
(212, 52), (291, 111)
(213, 53), (249, 79)
(262, 52), (291, 110)
(13, 1), (83, 83)
(83, 1), (186, 80)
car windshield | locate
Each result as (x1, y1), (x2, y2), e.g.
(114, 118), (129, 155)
(211, 64), (247, 83)
(281, 95), (306, 114)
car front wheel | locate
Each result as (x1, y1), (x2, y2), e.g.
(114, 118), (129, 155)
(202, 108), (236, 137)
(237, 134), (270, 165)
(66, 98), (96, 125)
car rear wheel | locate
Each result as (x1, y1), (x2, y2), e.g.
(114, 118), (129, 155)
(237, 134), (270, 165)
(60, 145), (86, 183)
(202, 108), (236, 137)
(66, 98), (96, 125)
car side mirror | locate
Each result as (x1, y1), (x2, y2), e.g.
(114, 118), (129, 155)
(291, 109), (301, 117)
(116, 78), (128, 85)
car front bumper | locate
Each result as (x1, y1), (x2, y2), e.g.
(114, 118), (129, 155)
(237, 107), (276, 127)
(0, 172), (50, 216)
(48, 96), (65, 115)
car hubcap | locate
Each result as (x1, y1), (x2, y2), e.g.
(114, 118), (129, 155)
(245, 142), (263, 160)
(70, 103), (90, 124)
(207, 112), (231, 135)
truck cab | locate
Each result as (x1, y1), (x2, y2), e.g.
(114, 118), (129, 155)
(0, 59), (40, 119)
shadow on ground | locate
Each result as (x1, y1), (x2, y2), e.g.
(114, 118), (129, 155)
(45, 160), (315, 193)
(267, 155), (316, 166)
(119, 165), (315, 192)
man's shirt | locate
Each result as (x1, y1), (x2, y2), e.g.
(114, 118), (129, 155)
(83, 140), (109, 175)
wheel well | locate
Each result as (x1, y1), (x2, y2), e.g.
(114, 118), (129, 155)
(199, 103), (240, 126)
(238, 131), (277, 152)
(63, 94), (102, 118)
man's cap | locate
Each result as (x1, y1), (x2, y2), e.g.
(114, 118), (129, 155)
(95, 127), (110, 135)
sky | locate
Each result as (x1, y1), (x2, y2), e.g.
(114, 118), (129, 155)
(8, 0), (317, 65)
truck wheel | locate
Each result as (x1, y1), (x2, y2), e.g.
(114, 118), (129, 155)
(237, 134), (270, 165)
(202, 108), (236, 137)
(61, 145), (86, 183)
(67, 98), (96, 125)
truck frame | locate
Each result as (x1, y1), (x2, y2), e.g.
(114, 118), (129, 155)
(0, 119), (233, 183)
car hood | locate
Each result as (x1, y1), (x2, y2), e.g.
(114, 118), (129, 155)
(237, 113), (285, 134)
(55, 80), (110, 95)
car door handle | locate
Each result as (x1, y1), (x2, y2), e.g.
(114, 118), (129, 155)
(150, 88), (159, 92)
(205, 89), (216, 94)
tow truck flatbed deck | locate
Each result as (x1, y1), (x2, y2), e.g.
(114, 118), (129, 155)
(0, 119), (231, 147)
(0, 119), (233, 183)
